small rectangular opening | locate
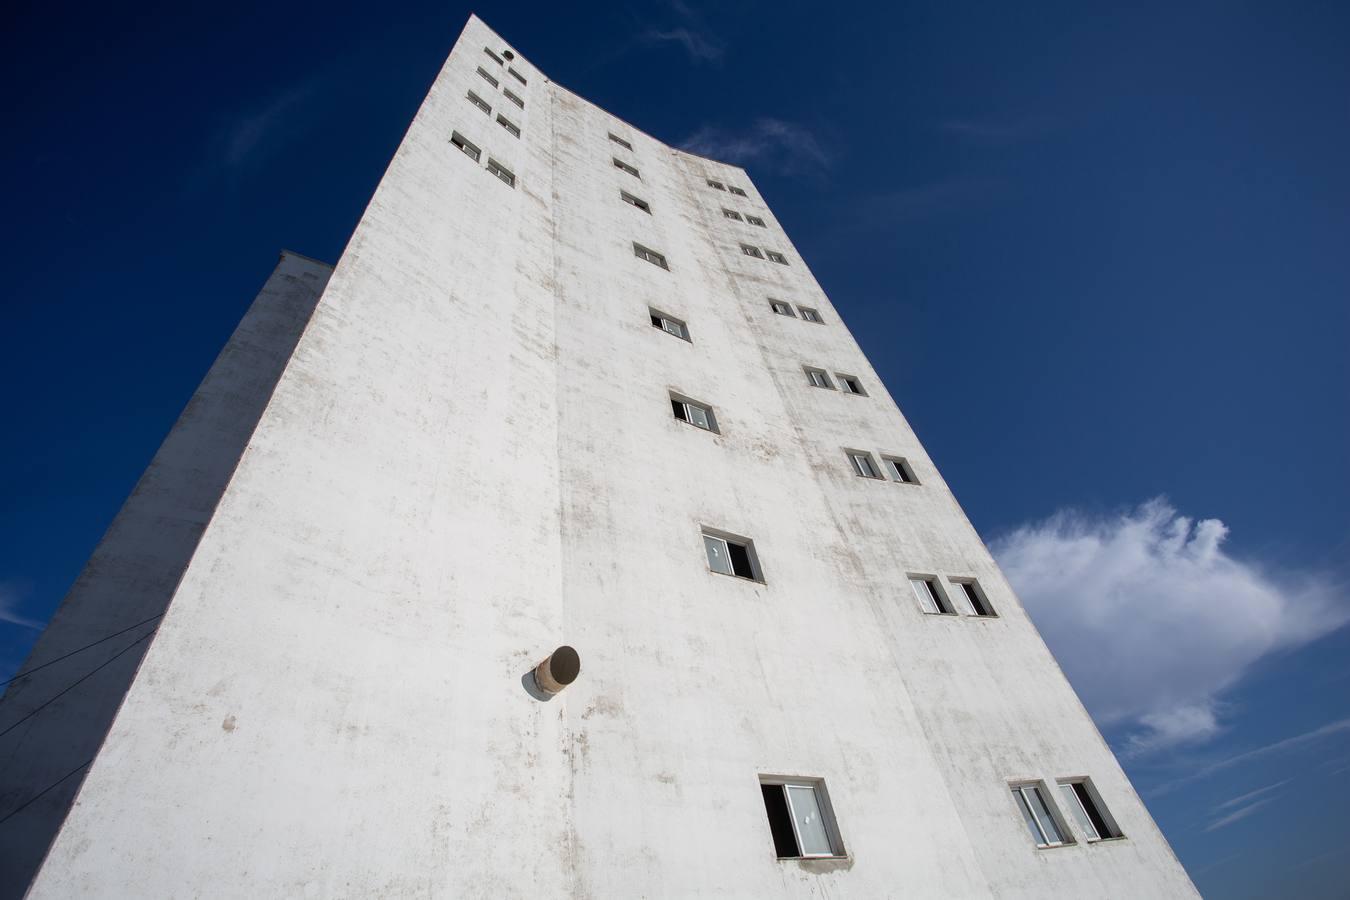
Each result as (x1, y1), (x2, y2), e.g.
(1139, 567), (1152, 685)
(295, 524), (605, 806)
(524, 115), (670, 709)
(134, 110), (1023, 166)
(758, 777), (843, 858)
(804, 367), (834, 390)
(740, 244), (764, 259)
(702, 529), (761, 581)
(952, 579), (996, 617)
(496, 114), (520, 138)
(466, 91), (491, 115)
(747, 215), (766, 227)
(671, 394), (717, 432)
(837, 375), (866, 396)
(722, 208), (743, 221)
(1057, 779), (1123, 841)
(649, 309), (689, 341)
(766, 250), (788, 264)
(798, 306), (822, 323)
(620, 190), (651, 213)
(508, 67), (527, 85)
(477, 66), (499, 88)
(770, 299), (796, 317)
(609, 132), (633, 150)
(1012, 782), (1073, 848)
(846, 450), (883, 479)
(882, 456), (918, 485)
(729, 185), (748, 197)
(503, 88), (525, 109)
(484, 48), (504, 65)
(614, 158), (641, 178)
(909, 576), (955, 615)
(487, 158), (515, 187)
(633, 243), (669, 270)
(707, 179), (726, 190)
(450, 132), (481, 162)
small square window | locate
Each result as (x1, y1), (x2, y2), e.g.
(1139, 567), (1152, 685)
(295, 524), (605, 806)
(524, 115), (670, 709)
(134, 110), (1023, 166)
(609, 133), (633, 150)
(740, 244), (764, 259)
(707, 179), (726, 191)
(909, 576), (955, 615)
(798, 307), (823, 323)
(1057, 779), (1123, 842)
(486, 158), (515, 187)
(882, 456), (919, 485)
(702, 529), (760, 581)
(503, 88), (525, 109)
(1012, 783), (1073, 848)
(634, 243), (668, 270)
(649, 309), (689, 341)
(837, 375), (866, 396)
(497, 114), (520, 138)
(722, 208), (744, 221)
(804, 367), (834, 390)
(484, 48), (504, 65)
(477, 66), (500, 88)
(728, 186), (748, 197)
(450, 132), (481, 162)
(614, 158), (641, 178)
(467, 91), (492, 115)
(759, 777), (843, 858)
(620, 190), (651, 213)
(672, 394), (717, 432)
(952, 579), (996, 617)
(766, 250), (788, 265)
(508, 67), (527, 86)
(846, 450), (883, 479)
(769, 299), (796, 317)
(746, 215), (766, 227)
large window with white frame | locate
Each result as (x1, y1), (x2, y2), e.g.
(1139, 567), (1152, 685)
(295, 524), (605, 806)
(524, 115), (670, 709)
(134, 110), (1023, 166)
(759, 777), (844, 859)
(846, 449), (883, 479)
(804, 367), (834, 390)
(882, 456), (918, 484)
(702, 529), (761, 581)
(951, 578), (996, 617)
(909, 576), (956, 615)
(1011, 782), (1073, 848)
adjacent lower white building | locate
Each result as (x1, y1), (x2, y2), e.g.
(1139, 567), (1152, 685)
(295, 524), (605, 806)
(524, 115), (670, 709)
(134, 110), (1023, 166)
(0, 15), (1198, 898)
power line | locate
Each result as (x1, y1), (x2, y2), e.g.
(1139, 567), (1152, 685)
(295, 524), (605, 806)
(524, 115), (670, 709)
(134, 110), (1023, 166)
(0, 631), (154, 740)
(0, 614), (164, 688)
(0, 759), (92, 827)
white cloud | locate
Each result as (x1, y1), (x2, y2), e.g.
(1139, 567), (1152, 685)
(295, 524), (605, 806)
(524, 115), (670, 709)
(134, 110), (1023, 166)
(1204, 796), (1276, 832)
(0, 582), (43, 630)
(680, 119), (831, 176)
(640, 26), (724, 63)
(990, 499), (1349, 756)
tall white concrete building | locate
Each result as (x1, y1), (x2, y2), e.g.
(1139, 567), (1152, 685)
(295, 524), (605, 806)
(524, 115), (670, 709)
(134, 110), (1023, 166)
(0, 15), (1197, 898)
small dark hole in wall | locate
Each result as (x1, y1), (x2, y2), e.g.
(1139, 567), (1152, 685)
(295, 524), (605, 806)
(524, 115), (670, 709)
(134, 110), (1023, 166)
(729, 543), (754, 579)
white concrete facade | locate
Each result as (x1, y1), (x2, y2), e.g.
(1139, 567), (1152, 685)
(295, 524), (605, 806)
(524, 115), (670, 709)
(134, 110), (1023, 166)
(2, 16), (1197, 898)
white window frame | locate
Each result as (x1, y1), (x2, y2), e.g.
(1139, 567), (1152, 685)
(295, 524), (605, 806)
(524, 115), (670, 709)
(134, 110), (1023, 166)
(837, 374), (866, 396)
(951, 578), (996, 617)
(728, 185), (748, 197)
(882, 456), (918, 485)
(846, 450), (883, 479)
(798, 306), (822, 323)
(1056, 778), (1122, 842)
(614, 158), (641, 178)
(722, 208), (743, 221)
(508, 67), (528, 86)
(909, 576), (956, 615)
(486, 158), (515, 188)
(766, 249), (789, 265)
(805, 367), (834, 390)
(707, 179), (726, 190)
(620, 190), (651, 213)
(1011, 782), (1073, 848)
(701, 528), (762, 582)
(503, 88), (525, 109)
(496, 114), (520, 138)
(609, 132), (633, 150)
(484, 47), (504, 65)
(746, 214), (767, 227)
(740, 244), (764, 259)
(466, 91), (491, 115)
(450, 132), (481, 162)
(769, 299), (796, 317)
(759, 776), (844, 859)
(649, 309), (690, 341)
(477, 66), (499, 88)
(671, 393), (717, 433)
(633, 243), (668, 270)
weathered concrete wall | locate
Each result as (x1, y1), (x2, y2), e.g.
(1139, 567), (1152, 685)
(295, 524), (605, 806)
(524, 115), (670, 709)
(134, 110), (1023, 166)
(19, 15), (1196, 898)
(0, 251), (330, 896)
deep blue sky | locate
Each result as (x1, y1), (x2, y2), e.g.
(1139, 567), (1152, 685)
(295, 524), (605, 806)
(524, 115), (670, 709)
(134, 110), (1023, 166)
(3, 2), (1347, 895)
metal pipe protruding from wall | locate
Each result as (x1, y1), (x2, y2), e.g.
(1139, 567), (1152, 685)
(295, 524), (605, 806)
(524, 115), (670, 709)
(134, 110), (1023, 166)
(533, 645), (580, 695)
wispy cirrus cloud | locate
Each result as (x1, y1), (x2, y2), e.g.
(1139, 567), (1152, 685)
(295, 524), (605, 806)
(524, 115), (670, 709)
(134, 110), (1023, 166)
(1204, 796), (1277, 832)
(0, 582), (43, 630)
(990, 498), (1349, 758)
(634, 0), (725, 64)
(680, 118), (831, 176)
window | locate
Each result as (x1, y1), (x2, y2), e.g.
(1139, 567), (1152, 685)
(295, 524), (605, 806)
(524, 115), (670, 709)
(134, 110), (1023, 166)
(497, 114), (520, 138)
(909, 576), (955, 615)
(508, 67), (527, 85)
(484, 48), (504, 65)
(672, 395), (717, 432)
(707, 179), (726, 190)
(633, 243), (668, 270)
(798, 306), (823, 323)
(450, 132), (481, 162)
(837, 375), (866, 396)
(477, 66), (499, 88)
(766, 250), (789, 265)
(467, 91), (491, 115)
(847, 450), (882, 479)
(614, 158), (641, 178)
(953, 579), (996, 617)
(609, 133), (633, 150)
(1012, 783), (1072, 848)
(747, 215), (766, 227)
(702, 529), (760, 581)
(503, 88), (524, 109)
(805, 367), (834, 390)
(722, 208), (743, 221)
(740, 244), (764, 259)
(650, 309), (689, 341)
(728, 185), (748, 197)
(759, 778), (843, 859)
(620, 190), (651, 213)
(882, 456), (918, 485)
(486, 159), (515, 187)
(769, 299), (795, 317)
(1058, 779), (1122, 841)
